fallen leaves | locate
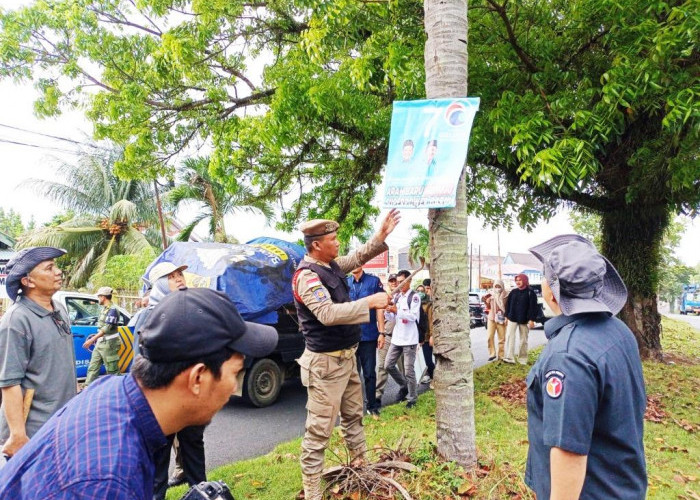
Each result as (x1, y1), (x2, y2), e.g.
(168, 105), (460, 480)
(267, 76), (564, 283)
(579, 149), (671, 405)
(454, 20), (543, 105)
(644, 394), (668, 423)
(488, 379), (527, 406)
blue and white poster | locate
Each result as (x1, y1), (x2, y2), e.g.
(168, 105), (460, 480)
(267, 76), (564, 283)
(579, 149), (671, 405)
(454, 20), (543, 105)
(383, 98), (480, 208)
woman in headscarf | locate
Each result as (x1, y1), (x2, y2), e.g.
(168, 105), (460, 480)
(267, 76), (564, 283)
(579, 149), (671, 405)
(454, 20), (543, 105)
(486, 279), (509, 362)
(503, 273), (539, 364)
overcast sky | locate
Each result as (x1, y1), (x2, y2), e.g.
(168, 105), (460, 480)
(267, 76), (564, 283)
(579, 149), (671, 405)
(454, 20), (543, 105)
(0, 0), (697, 266)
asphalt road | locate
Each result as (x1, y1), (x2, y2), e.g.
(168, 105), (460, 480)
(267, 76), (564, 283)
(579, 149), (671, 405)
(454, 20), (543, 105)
(195, 323), (548, 472)
(665, 312), (700, 330)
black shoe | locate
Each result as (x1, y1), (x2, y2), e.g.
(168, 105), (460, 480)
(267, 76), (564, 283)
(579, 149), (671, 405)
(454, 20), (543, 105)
(488, 356), (496, 362)
(397, 388), (408, 402)
(168, 475), (186, 487)
(366, 408), (381, 416)
(406, 400), (417, 409)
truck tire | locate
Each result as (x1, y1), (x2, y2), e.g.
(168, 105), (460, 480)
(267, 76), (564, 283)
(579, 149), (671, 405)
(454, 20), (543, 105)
(242, 358), (283, 408)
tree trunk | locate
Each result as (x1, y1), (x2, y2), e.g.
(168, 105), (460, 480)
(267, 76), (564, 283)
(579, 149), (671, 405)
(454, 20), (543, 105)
(601, 204), (668, 360)
(425, 0), (476, 469)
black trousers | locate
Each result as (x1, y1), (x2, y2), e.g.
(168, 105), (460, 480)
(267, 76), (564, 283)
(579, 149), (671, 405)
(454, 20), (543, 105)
(153, 425), (206, 499)
(422, 343), (435, 379)
(356, 340), (380, 411)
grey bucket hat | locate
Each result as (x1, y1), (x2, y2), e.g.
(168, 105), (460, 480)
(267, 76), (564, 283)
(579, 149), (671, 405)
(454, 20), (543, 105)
(4, 246), (67, 302)
(529, 234), (627, 316)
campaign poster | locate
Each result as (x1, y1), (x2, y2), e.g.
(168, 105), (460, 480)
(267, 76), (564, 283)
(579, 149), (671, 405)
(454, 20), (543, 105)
(383, 98), (480, 208)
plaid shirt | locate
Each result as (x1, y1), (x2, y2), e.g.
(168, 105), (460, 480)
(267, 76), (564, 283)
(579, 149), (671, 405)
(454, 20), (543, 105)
(0, 374), (167, 499)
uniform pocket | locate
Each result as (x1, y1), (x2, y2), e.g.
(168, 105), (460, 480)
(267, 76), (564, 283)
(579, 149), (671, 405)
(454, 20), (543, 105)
(305, 398), (335, 437)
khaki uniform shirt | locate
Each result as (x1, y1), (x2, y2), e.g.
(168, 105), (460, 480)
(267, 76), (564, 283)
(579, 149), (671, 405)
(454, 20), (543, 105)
(97, 302), (118, 338)
(294, 235), (388, 326)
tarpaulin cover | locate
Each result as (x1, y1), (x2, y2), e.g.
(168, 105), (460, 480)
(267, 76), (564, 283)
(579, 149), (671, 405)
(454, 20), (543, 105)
(143, 238), (306, 324)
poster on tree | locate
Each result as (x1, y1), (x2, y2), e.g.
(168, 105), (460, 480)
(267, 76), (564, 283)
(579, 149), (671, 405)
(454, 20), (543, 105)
(383, 98), (479, 209)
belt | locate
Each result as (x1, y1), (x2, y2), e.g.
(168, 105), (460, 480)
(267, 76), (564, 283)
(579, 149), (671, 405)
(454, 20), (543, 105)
(323, 344), (358, 359)
(104, 333), (121, 341)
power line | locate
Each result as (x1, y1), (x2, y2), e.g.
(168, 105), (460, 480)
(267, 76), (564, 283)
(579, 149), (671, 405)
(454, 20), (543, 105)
(0, 137), (81, 155)
(0, 122), (97, 148)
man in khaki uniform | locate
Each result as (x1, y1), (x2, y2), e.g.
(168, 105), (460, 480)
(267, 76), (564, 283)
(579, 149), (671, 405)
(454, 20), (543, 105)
(376, 274), (403, 403)
(83, 286), (122, 385)
(293, 209), (400, 500)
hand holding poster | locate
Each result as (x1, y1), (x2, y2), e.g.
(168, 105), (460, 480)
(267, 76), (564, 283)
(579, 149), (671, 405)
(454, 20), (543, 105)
(383, 98), (479, 209)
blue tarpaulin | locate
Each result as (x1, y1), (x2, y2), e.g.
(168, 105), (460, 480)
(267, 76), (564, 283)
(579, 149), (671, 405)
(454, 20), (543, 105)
(143, 238), (306, 324)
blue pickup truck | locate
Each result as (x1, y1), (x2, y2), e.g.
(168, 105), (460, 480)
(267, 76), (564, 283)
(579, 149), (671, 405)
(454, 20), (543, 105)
(680, 285), (700, 315)
(53, 291), (135, 379)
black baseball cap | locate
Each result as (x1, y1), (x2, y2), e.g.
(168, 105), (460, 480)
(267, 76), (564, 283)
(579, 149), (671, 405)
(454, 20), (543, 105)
(139, 288), (279, 362)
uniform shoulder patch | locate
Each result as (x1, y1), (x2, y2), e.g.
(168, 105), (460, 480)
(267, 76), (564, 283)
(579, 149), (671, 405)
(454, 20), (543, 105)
(545, 371), (564, 399)
(312, 287), (329, 302)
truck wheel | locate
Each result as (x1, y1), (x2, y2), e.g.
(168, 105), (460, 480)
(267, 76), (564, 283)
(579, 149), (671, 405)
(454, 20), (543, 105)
(243, 358), (283, 408)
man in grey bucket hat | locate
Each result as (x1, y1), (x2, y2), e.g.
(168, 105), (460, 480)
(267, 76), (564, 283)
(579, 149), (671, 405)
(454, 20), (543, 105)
(0, 247), (76, 458)
(524, 235), (647, 500)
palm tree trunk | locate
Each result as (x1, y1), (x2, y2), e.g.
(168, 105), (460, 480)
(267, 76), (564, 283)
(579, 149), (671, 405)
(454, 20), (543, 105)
(425, 0), (477, 469)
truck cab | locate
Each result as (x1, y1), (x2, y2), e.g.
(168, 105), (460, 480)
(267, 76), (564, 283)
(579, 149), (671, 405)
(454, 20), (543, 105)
(53, 291), (135, 379)
(680, 285), (700, 315)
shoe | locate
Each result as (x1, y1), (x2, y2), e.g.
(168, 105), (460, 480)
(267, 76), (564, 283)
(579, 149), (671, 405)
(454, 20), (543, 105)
(366, 408), (380, 416)
(168, 475), (186, 487)
(517, 359), (529, 365)
(397, 387), (408, 402)
(406, 400), (417, 409)
(420, 375), (432, 384)
(502, 358), (515, 364)
(487, 356), (496, 362)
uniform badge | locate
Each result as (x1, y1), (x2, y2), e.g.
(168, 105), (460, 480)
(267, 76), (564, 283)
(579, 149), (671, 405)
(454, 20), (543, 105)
(312, 287), (329, 302)
(546, 376), (563, 399)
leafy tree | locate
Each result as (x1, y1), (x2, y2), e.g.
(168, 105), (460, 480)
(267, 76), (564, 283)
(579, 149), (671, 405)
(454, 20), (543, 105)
(0, 208), (26, 239)
(165, 157), (273, 243)
(2, 0), (696, 361)
(569, 210), (602, 249)
(407, 223), (429, 267)
(89, 248), (156, 292)
(18, 146), (157, 286)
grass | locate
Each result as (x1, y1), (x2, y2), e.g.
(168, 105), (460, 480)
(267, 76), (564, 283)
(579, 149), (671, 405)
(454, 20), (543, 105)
(168, 317), (700, 499)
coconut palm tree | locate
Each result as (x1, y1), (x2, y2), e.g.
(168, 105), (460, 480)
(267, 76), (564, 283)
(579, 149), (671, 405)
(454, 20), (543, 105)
(165, 156), (273, 243)
(408, 223), (430, 267)
(19, 145), (157, 287)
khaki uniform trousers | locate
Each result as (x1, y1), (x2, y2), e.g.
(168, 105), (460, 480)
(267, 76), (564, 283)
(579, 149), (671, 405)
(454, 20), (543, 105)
(487, 319), (506, 359)
(504, 321), (529, 364)
(297, 348), (366, 475)
(85, 337), (121, 385)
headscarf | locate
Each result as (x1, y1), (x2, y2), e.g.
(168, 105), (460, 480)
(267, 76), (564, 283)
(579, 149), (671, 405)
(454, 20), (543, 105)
(492, 279), (507, 311)
(148, 276), (172, 307)
(515, 273), (529, 290)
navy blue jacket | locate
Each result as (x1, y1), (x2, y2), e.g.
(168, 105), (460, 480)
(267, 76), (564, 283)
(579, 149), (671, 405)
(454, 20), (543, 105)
(526, 312), (647, 499)
(347, 272), (384, 342)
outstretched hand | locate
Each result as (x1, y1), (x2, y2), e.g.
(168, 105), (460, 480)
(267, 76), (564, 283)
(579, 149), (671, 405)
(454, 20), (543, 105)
(377, 209), (401, 240)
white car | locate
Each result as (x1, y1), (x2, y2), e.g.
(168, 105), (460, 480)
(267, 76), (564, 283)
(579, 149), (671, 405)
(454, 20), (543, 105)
(529, 284), (555, 324)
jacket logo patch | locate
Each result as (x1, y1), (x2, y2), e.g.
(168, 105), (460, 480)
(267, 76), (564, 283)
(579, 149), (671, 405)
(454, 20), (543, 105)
(546, 376), (563, 399)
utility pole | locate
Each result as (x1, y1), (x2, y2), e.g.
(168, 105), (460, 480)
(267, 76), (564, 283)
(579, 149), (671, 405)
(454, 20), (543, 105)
(153, 180), (168, 250)
(497, 227), (502, 279)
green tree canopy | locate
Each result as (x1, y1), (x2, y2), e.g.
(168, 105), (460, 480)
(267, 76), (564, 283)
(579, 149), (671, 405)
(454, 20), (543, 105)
(0, 208), (26, 239)
(1, 0), (698, 356)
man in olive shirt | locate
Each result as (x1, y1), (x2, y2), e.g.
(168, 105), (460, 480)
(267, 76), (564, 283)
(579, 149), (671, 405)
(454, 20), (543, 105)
(83, 286), (122, 386)
(0, 247), (76, 458)
(292, 209), (400, 500)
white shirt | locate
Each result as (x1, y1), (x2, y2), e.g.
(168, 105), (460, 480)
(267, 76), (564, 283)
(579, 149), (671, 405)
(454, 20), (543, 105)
(391, 290), (421, 346)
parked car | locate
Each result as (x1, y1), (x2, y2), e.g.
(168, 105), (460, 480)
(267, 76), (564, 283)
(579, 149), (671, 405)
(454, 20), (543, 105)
(53, 291), (135, 380)
(468, 293), (486, 328)
(530, 284), (555, 324)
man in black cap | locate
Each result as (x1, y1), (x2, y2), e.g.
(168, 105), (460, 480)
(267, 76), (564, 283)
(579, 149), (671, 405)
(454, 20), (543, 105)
(0, 287), (278, 499)
(293, 209), (400, 500)
(525, 235), (647, 500)
(0, 246), (76, 458)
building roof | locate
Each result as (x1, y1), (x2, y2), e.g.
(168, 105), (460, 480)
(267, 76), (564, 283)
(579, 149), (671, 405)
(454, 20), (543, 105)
(0, 231), (16, 250)
(504, 252), (541, 269)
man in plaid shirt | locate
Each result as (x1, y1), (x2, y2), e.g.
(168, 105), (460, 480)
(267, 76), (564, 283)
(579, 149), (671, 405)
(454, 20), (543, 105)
(0, 288), (278, 499)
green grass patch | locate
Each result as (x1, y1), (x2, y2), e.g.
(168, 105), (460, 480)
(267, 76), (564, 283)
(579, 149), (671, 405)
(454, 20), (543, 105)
(168, 318), (700, 499)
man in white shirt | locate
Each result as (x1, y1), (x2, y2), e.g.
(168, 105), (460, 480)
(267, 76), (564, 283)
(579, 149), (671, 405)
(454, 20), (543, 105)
(383, 270), (421, 408)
